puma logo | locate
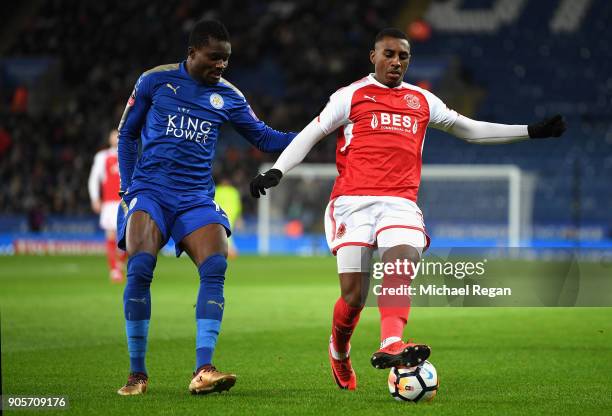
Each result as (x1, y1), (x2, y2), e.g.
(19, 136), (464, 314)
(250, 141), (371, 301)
(364, 95), (376, 102)
(207, 300), (224, 310)
(166, 83), (180, 94)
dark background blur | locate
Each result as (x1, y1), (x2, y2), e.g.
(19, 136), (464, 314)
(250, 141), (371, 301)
(1, 0), (610, 242)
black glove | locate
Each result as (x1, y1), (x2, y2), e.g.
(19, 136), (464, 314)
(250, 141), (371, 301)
(250, 169), (283, 198)
(528, 114), (566, 139)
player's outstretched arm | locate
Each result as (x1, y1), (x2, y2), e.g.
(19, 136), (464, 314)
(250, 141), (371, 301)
(250, 118), (327, 198)
(229, 98), (297, 153)
(449, 114), (566, 144)
(117, 74), (152, 194)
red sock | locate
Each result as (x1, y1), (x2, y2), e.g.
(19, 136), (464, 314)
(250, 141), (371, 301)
(379, 306), (410, 344)
(331, 297), (363, 354)
(106, 238), (117, 270)
(378, 271), (412, 344)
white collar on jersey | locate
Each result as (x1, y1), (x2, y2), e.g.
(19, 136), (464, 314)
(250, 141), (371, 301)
(368, 73), (406, 89)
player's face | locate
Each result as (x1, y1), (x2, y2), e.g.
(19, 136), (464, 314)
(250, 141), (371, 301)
(370, 37), (411, 87)
(187, 38), (231, 85)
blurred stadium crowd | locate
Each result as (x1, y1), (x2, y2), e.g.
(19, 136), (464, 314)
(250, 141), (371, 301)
(1, 0), (611, 237)
(1, 0), (395, 218)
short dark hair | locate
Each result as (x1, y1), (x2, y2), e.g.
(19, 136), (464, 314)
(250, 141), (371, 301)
(374, 28), (409, 46)
(189, 20), (230, 48)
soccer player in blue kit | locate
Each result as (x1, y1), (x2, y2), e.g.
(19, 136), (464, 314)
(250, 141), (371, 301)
(115, 20), (295, 395)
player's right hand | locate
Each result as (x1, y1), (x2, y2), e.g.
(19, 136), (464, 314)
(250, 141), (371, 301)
(528, 114), (566, 138)
(250, 169), (283, 198)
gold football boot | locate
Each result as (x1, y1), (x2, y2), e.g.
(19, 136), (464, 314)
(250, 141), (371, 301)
(189, 365), (236, 395)
(117, 372), (148, 396)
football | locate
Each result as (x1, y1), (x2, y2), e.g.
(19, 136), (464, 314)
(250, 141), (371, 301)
(387, 361), (439, 402)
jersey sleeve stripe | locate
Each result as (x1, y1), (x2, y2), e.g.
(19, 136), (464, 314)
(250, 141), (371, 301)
(219, 77), (245, 98)
(143, 63), (180, 75)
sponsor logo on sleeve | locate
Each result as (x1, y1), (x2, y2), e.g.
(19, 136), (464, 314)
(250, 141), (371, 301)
(127, 90), (136, 107)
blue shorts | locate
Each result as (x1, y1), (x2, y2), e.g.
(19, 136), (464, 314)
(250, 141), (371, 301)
(117, 185), (231, 257)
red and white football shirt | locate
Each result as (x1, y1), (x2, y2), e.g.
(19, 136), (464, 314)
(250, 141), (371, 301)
(89, 148), (121, 203)
(317, 74), (458, 202)
(88, 148), (121, 231)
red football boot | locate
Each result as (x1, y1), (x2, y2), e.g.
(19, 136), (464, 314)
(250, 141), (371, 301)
(328, 338), (357, 390)
(371, 340), (431, 369)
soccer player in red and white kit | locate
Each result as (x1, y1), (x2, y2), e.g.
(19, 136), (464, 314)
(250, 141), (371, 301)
(251, 28), (565, 390)
(88, 129), (127, 283)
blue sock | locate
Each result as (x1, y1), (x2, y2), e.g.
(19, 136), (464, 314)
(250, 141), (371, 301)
(195, 254), (227, 370)
(123, 252), (156, 375)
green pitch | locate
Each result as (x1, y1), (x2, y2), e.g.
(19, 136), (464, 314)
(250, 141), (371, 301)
(1, 256), (611, 415)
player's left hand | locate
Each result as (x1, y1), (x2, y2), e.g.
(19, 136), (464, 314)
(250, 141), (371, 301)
(528, 114), (566, 139)
(91, 200), (102, 214)
(250, 169), (283, 198)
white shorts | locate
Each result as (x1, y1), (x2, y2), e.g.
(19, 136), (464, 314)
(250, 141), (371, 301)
(324, 195), (430, 255)
(100, 201), (120, 231)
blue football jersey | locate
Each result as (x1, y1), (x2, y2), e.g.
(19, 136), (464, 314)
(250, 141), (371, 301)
(118, 61), (294, 198)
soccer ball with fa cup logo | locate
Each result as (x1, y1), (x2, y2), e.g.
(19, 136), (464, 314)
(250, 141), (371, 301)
(387, 361), (439, 402)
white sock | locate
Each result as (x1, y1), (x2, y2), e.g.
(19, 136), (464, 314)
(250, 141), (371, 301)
(329, 336), (350, 360)
(380, 336), (402, 349)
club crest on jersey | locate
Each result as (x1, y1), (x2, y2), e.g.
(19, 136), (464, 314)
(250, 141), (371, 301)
(403, 93), (421, 109)
(337, 223), (347, 239)
(210, 93), (224, 109)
